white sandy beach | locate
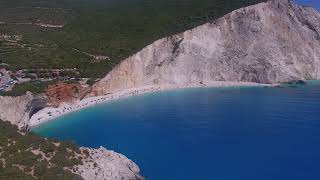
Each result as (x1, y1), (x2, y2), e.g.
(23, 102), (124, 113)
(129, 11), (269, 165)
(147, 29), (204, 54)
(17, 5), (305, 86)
(29, 81), (274, 128)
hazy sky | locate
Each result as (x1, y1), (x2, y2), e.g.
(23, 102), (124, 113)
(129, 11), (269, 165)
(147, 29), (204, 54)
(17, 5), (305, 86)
(296, 0), (320, 9)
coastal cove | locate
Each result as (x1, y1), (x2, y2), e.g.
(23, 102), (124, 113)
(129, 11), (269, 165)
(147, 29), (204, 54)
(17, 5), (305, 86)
(32, 81), (320, 180)
(1, 0), (320, 179)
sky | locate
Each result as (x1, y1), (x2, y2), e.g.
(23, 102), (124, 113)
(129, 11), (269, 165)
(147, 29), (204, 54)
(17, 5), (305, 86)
(296, 0), (320, 9)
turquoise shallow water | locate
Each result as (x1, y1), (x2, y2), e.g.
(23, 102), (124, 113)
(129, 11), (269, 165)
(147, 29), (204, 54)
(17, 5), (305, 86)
(33, 82), (320, 180)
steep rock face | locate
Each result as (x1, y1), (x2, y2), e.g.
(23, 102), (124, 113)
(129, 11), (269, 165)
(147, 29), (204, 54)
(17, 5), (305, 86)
(0, 93), (47, 130)
(91, 0), (320, 95)
(0, 93), (33, 129)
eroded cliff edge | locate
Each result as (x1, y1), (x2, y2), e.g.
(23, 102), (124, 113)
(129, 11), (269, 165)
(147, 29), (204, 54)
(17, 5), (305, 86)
(0, 93), (47, 130)
(90, 0), (320, 96)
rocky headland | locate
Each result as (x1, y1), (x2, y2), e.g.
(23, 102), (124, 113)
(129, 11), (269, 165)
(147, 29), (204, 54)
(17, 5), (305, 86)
(0, 119), (144, 180)
(0, 94), (145, 180)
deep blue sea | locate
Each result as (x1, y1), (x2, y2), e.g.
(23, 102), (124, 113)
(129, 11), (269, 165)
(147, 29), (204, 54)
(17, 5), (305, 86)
(33, 82), (320, 180)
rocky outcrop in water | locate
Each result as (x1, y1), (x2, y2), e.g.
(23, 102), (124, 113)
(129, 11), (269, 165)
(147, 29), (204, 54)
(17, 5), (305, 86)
(90, 0), (320, 95)
(75, 147), (145, 180)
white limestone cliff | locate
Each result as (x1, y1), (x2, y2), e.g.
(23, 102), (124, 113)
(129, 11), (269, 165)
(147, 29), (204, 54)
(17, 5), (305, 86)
(0, 92), (34, 129)
(90, 0), (320, 96)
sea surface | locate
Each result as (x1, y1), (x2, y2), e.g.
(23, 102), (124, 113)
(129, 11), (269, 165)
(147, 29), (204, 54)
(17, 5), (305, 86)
(33, 82), (320, 180)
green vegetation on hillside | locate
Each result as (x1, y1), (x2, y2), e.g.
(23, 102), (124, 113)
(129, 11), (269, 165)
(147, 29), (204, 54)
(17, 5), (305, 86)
(0, 120), (85, 179)
(0, 0), (264, 80)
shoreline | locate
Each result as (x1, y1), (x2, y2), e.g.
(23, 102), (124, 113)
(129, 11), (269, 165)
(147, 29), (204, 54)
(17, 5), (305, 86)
(29, 81), (274, 129)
